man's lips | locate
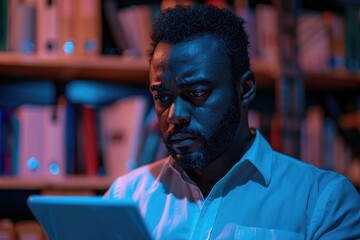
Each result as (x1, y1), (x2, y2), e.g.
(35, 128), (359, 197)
(168, 133), (198, 147)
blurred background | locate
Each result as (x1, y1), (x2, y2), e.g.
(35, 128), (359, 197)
(0, 0), (359, 238)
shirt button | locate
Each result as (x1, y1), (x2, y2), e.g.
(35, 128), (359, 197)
(192, 189), (200, 198)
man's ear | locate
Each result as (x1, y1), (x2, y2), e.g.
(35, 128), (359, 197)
(237, 70), (256, 105)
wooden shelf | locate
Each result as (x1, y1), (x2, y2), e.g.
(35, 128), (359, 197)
(0, 53), (150, 85)
(0, 52), (278, 87)
(1, 53), (359, 90)
(340, 112), (360, 131)
(303, 69), (360, 90)
(0, 175), (115, 190)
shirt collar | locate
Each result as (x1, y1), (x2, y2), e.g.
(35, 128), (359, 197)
(160, 129), (273, 186)
(235, 129), (273, 186)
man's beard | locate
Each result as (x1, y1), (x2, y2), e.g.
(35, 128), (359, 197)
(163, 93), (240, 170)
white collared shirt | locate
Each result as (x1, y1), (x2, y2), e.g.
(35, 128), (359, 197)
(105, 130), (360, 240)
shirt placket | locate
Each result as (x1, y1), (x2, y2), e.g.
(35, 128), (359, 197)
(190, 180), (225, 240)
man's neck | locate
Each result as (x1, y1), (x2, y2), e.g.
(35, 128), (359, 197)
(186, 130), (255, 198)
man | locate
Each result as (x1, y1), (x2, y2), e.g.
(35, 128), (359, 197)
(105, 4), (360, 239)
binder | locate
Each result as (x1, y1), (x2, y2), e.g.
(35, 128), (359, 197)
(57, 0), (76, 55)
(42, 104), (66, 178)
(75, 0), (102, 56)
(100, 96), (148, 178)
(36, 0), (58, 56)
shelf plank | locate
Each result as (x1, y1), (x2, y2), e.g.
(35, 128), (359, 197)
(0, 53), (150, 85)
(1, 53), (359, 89)
(339, 112), (360, 131)
(0, 175), (115, 190)
(0, 53), (277, 87)
(303, 70), (360, 90)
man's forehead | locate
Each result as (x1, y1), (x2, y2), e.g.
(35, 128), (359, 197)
(152, 37), (222, 66)
(152, 42), (173, 66)
(149, 36), (229, 88)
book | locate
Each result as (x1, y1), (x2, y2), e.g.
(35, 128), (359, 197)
(57, 0), (76, 55)
(297, 11), (330, 73)
(8, 0), (36, 53)
(0, 107), (6, 175)
(116, 5), (153, 57)
(41, 104), (66, 178)
(269, 113), (282, 152)
(0, 81), (57, 108)
(64, 101), (77, 175)
(136, 107), (163, 167)
(255, 4), (280, 76)
(322, 117), (337, 170)
(81, 105), (99, 175)
(333, 136), (351, 176)
(103, 0), (127, 54)
(0, 219), (14, 240)
(11, 110), (20, 175)
(76, 104), (85, 174)
(75, 0), (101, 56)
(17, 105), (44, 177)
(301, 106), (324, 168)
(323, 11), (346, 70)
(14, 220), (46, 240)
(100, 96), (148, 178)
(36, 0), (58, 56)
(65, 80), (149, 106)
(0, 108), (13, 176)
(345, 4), (360, 72)
(235, 3), (257, 62)
(16, 104), (66, 178)
(0, 0), (8, 51)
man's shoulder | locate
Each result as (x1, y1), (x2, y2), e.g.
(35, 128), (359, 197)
(120, 157), (169, 182)
(105, 157), (170, 199)
(272, 151), (349, 189)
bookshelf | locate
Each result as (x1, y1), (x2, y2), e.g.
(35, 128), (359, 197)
(0, 175), (113, 191)
(0, 53), (149, 84)
(303, 70), (360, 90)
(0, 53), (280, 87)
(0, 0), (359, 225)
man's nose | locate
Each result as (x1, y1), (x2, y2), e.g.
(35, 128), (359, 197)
(167, 97), (190, 125)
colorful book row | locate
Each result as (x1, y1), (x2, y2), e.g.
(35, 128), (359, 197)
(0, 95), (166, 180)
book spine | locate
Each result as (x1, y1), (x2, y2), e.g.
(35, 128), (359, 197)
(345, 5), (360, 71)
(76, 0), (101, 56)
(57, 0), (76, 55)
(11, 0), (36, 53)
(41, 104), (66, 178)
(17, 106), (44, 177)
(81, 105), (99, 175)
(36, 0), (59, 56)
(0, 0), (8, 51)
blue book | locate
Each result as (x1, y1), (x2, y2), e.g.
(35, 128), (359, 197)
(0, 107), (6, 174)
(0, 81), (56, 107)
(65, 101), (76, 175)
(65, 80), (150, 106)
(11, 112), (20, 175)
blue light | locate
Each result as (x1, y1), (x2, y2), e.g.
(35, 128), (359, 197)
(23, 42), (35, 53)
(27, 157), (40, 171)
(49, 162), (60, 175)
(63, 41), (75, 55)
(85, 40), (97, 52)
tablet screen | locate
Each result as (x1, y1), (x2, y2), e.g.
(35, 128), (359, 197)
(27, 195), (152, 240)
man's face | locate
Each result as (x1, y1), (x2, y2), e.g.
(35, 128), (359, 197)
(149, 36), (240, 170)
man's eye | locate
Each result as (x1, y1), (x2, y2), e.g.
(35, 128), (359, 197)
(187, 90), (206, 98)
(155, 94), (171, 103)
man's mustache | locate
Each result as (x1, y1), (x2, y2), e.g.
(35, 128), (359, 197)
(164, 127), (202, 142)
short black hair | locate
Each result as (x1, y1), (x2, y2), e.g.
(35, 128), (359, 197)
(149, 4), (250, 79)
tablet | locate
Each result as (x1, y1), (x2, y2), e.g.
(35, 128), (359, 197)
(27, 195), (152, 240)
